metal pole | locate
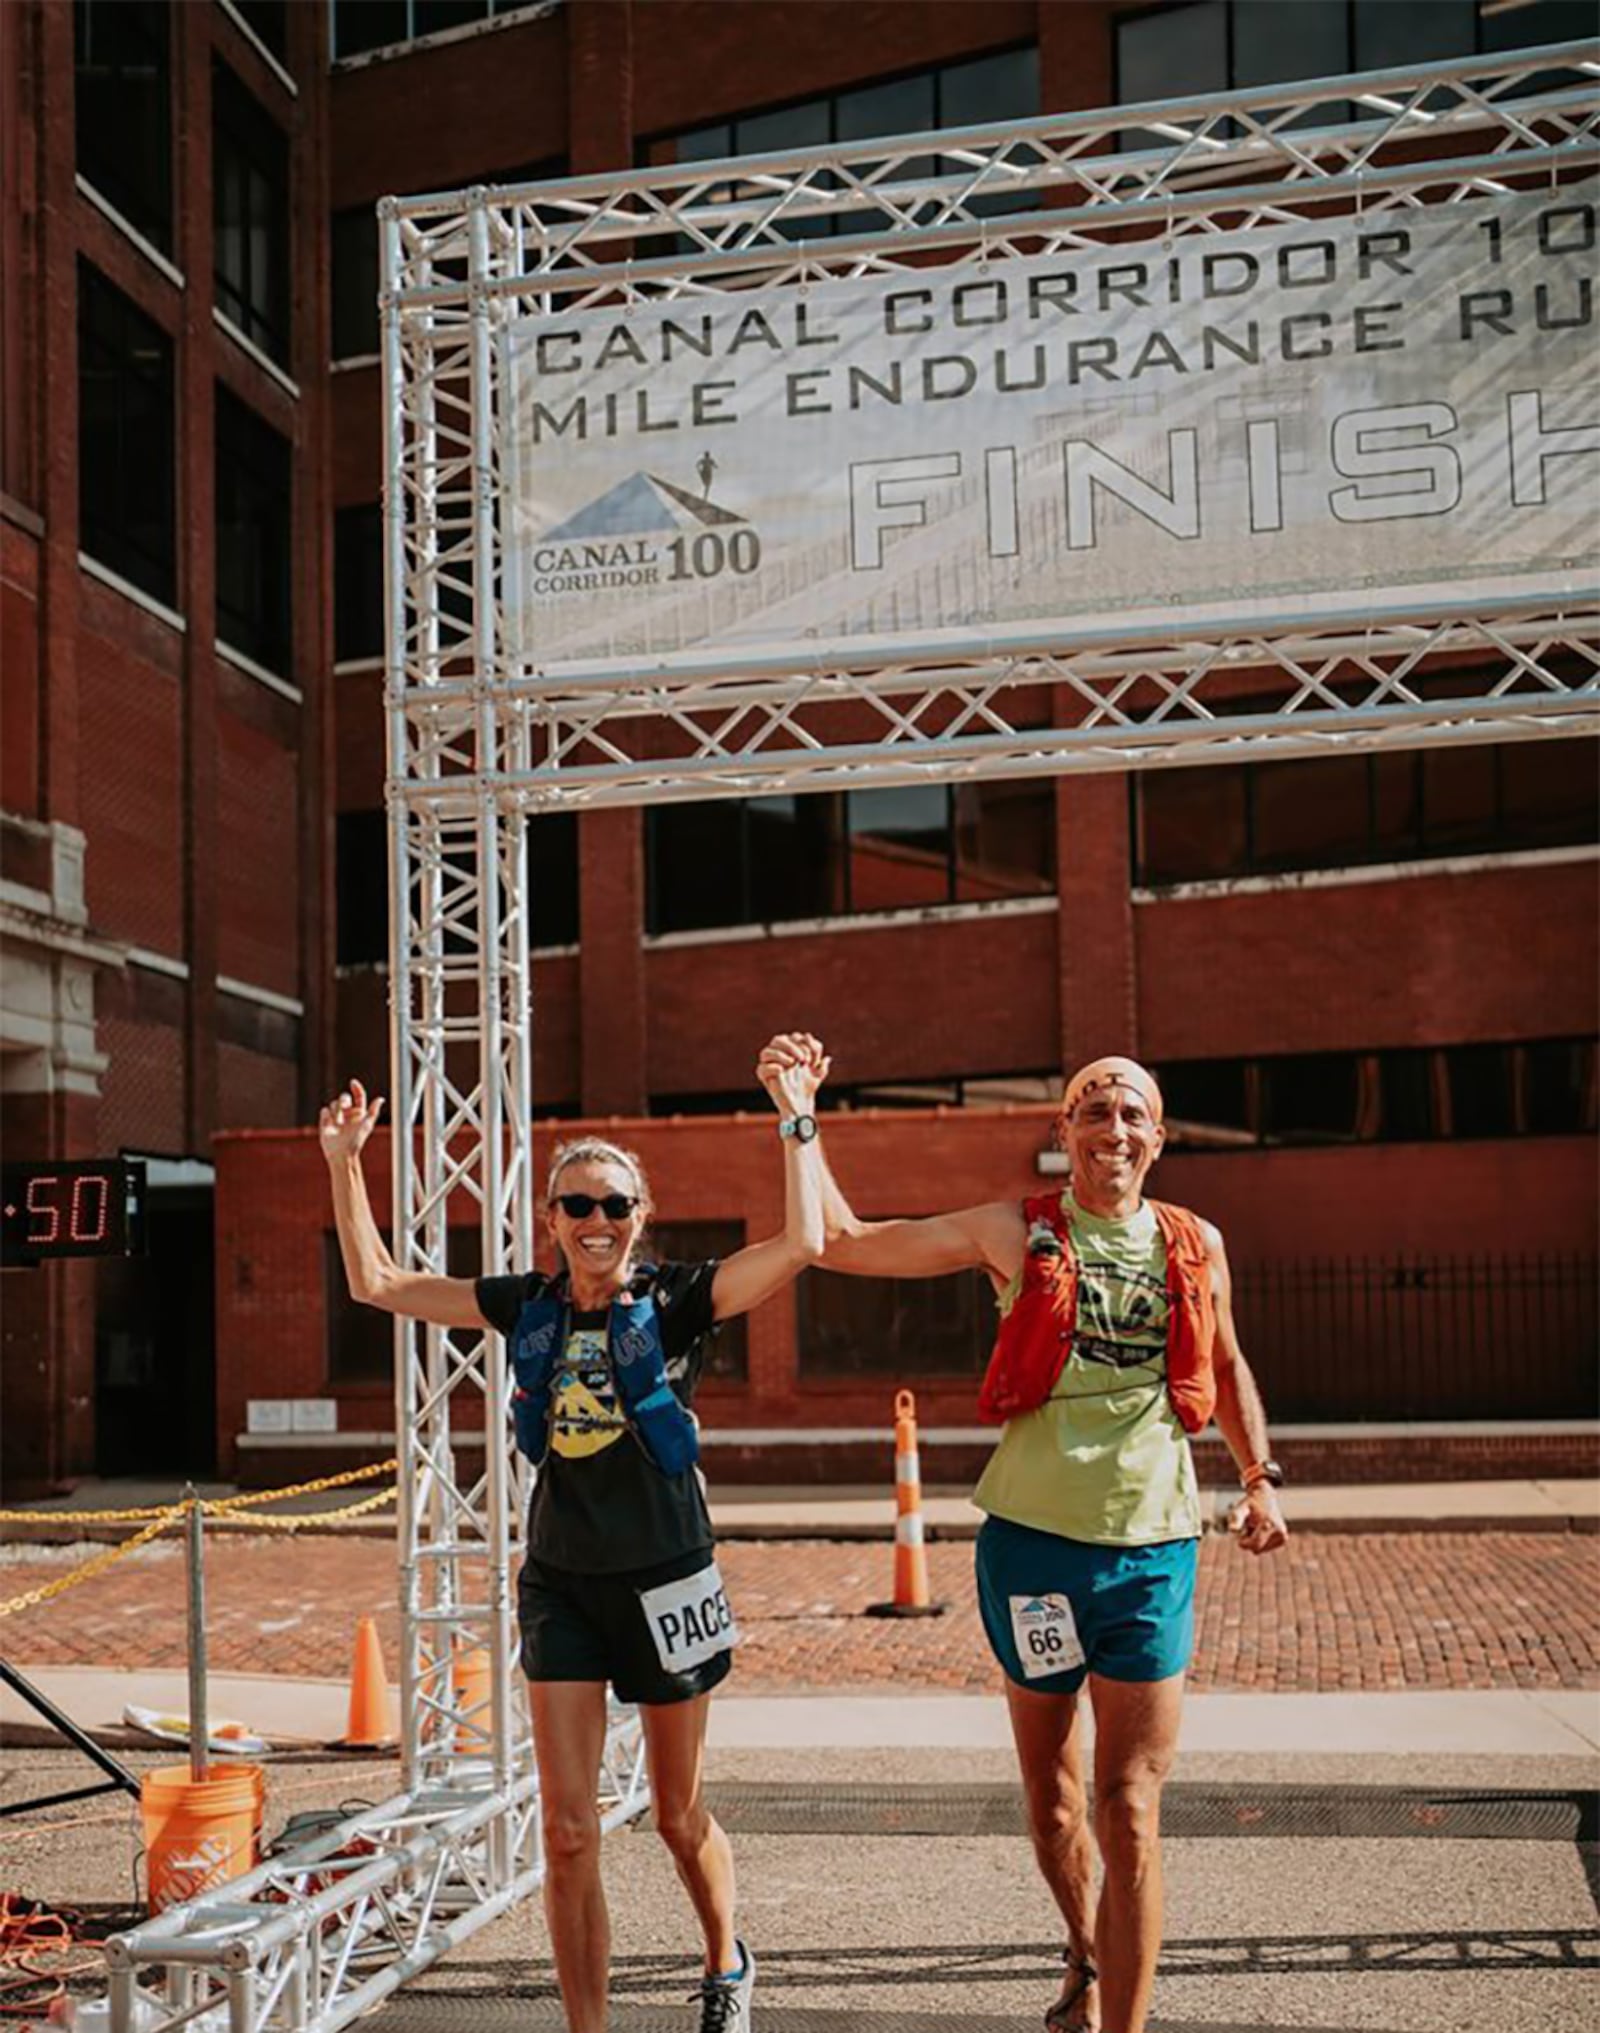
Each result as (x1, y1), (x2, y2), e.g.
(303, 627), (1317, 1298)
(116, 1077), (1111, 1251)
(184, 1486), (208, 1783)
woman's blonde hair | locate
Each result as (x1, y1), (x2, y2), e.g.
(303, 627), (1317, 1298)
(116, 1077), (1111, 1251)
(544, 1137), (652, 1214)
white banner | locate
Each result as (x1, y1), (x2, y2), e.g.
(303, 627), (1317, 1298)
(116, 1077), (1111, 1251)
(502, 192), (1598, 670)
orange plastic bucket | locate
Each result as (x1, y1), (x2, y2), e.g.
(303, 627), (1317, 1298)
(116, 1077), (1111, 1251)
(452, 1644), (492, 1752)
(140, 1763), (265, 1914)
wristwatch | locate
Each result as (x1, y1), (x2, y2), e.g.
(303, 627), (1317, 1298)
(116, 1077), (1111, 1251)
(778, 1113), (819, 1144)
(1242, 1458), (1285, 1490)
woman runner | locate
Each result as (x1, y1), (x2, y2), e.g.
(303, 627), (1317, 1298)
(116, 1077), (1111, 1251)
(320, 1032), (833, 2033)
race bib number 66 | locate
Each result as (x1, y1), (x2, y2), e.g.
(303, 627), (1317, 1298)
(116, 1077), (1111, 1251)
(1009, 1593), (1086, 1680)
(639, 1561), (741, 1674)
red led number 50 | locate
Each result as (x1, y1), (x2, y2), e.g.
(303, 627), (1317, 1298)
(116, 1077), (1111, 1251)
(23, 1173), (109, 1245)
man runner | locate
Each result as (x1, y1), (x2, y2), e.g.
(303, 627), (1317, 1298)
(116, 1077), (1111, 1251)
(766, 1049), (1289, 2033)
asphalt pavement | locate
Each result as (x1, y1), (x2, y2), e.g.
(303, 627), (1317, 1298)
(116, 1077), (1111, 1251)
(1, 1479), (1597, 2032)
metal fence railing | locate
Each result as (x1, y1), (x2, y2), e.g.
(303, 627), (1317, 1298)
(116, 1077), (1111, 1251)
(1231, 1254), (1600, 1421)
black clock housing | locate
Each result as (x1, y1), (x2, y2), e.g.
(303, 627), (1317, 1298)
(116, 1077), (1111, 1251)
(1, 1160), (148, 1267)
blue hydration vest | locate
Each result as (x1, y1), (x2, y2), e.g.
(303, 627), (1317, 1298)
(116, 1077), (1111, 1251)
(509, 1268), (701, 1477)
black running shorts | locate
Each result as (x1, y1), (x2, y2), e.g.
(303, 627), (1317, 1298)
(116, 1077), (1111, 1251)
(517, 1545), (736, 1706)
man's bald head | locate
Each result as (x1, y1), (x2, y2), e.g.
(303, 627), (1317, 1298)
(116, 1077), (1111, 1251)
(1060, 1056), (1164, 1125)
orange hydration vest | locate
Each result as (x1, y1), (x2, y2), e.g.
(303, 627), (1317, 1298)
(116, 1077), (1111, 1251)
(977, 1193), (1218, 1434)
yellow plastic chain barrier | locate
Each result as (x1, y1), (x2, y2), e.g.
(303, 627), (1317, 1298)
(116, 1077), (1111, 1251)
(0, 1462), (401, 1619)
(0, 1455), (398, 1527)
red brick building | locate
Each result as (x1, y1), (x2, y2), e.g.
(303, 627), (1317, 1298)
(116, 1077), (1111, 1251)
(4, 0), (1596, 1496)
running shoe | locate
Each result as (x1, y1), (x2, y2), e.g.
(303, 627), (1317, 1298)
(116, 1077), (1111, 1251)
(695, 1939), (755, 2031)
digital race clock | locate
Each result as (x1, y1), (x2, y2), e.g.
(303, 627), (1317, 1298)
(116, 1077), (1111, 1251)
(0, 1160), (148, 1267)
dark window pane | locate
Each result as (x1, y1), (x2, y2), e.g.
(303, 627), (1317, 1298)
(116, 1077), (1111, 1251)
(77, 262), (176, 607)
(1445, 1043), (1515, 1138)
(414, 1), (490, 35)
(1353, 0), (1475, 69)
(737, 100), (831, 157)
(233, 1), (289, 61)
(333, 1), (410, 59)
(1482, 0), (1596, 94)
(1421, 747), (1497, 851)
(1233, 0), (1349, 87)
(332, 206), (381, 359)
(1259, 1053), (1361, 1142)
(336, 810), (388, 965)
(837, 74), (935, 143)
(953, 779), (1055, 902)
(1522, 1038), (1596, 1135)
(1159, 1059), (1253, 1144)
(798, 1264), (996, 1377)
(747, 794), (839, 922)
(847, 784), (951, 911)
(75, 0), (172, 250)
(939, 45), (1041, 128)
(1118, 2), (1228, 148)
(335, 503), (384, 662)
(1498, 739), (1598, 849)
(1371, 751), (1422, 860)
(647, 802), (746, 934)
(1250, 755), (1372, 871)
(675, 123), (735, 165)
(527, 812), (578, 948)
(1380, 1049), (1436, 1141)
(215, 385), (293, 672)
(649, 1221), (748, 1380)
(1135, 768), (1248, 883)
(213, 60), (291, 365)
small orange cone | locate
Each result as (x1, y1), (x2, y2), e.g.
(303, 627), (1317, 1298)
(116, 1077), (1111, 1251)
(866, 1389), (945, 1618)
(339, 1616), (396, 1746)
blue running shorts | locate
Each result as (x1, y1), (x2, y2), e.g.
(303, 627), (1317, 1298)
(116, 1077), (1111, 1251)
(975, 1515), (1198, 1693)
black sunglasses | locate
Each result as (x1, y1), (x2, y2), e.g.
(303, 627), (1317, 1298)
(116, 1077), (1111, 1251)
(551, 1192), (638, 1220)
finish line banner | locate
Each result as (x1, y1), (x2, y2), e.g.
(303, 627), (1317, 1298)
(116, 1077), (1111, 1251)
(501, 192), (1598, 669)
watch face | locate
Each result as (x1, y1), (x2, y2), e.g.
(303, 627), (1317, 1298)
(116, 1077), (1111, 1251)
(793, 1114), (818, 1144)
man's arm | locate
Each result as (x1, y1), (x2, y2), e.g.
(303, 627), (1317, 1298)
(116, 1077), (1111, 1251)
(816, 1144), (1025, 1284)
(1202, 1219), (1289, 1555)
(322, 1082), (488, 1330)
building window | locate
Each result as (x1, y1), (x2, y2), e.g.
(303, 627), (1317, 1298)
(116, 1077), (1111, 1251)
(1116, 0), (1591, 132)
(335, 503), (383, 661)
(215, 386), (292, 673)
(652, 45), (1040, 238)
(331, 1), (532, 61)
(649, 1221), (748, 1381)
(336, 808), (578, 963)
(1157, 1039), (1597, 1149)
(230, 1), (289, 62)
(75, 0), (172, 251)
(799, 1263), (997, 1378)
(332, 206), (381, 360)
(78, 262), (176, 607)
(647, 781), (1054, 935)
(326, 1227), (480, 1381)
(213, 59), (291, 366)
(1133, 739), (1598, 886)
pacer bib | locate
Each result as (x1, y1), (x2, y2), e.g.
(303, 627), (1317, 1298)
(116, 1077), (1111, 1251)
(638, 1560), (741, 1674)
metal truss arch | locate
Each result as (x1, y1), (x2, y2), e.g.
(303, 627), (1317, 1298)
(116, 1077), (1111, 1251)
(102, 41), (1600, 2030)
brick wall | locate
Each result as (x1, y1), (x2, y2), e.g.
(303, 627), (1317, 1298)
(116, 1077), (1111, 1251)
(214, 1113), (1598, 1474)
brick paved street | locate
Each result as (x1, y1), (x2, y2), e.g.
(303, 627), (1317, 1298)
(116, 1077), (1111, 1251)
(3, 1531), (1596, 1692)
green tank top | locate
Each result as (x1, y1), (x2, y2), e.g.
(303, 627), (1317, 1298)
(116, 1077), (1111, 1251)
(973, 1193), (1203, 1546)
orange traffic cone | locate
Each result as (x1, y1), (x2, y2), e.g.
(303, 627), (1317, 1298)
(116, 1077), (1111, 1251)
(339, 1616), (396, 1746)
(866, 1389), (945, 1618)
